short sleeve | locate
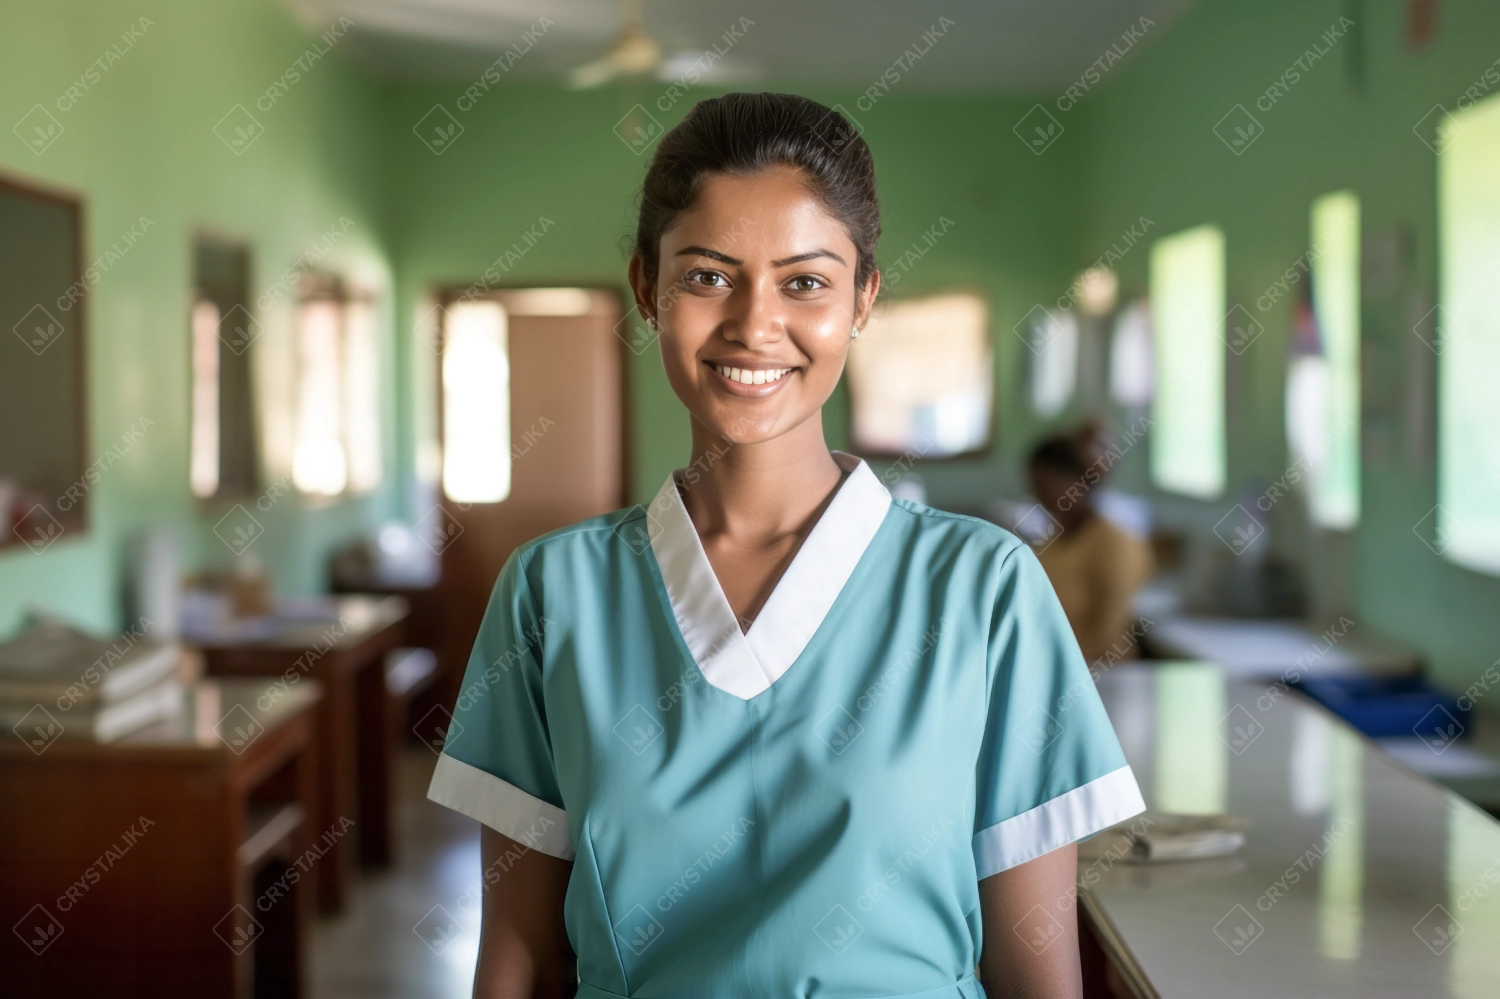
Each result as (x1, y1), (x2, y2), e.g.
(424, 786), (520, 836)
(973, 542), (1145, 879)
(425, 550), (574, 860)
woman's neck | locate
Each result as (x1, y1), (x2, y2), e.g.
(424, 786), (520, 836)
(679, 413), (844, 546)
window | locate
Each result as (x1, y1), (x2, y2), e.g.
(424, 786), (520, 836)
(1024, 309), (1078, 417)
(846, 293), (991, 456)
(440, 300), (511, 504)
(190, 237), (257, 499)
(291, 283), (382, 497)
(1109, 297), (1153, 407)
(1149, 224), (1226, 498)
(1298, 190), (1360, 529)
(1438, 94), (1500, 575)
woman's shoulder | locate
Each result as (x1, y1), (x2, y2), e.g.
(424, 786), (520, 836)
(886, 497), (1029, 565)
(512, 504), (651, 568)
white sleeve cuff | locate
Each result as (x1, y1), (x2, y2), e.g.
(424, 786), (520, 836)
(427, 753), (574, 860)
(973, 765), (1145, 879)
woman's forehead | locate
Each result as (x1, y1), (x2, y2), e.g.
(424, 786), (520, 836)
(664, 171), (854, 260)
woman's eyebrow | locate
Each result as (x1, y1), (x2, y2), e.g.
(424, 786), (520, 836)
(675, 246), (742, 265)
(772, 249), (846, 267)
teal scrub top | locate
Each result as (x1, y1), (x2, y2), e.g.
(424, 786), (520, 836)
(428, 453), (1144, 999)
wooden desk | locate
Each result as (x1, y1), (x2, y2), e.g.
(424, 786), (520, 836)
(1083, 662), (1500, 998)
(0, 680), (319, 999)
(192, 596), (407, 911)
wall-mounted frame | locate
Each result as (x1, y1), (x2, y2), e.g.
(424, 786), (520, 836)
(0, 172), (87, 553)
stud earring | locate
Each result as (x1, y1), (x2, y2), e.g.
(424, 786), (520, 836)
(646, 316), (658, 331)
(851, 325), (861, 339)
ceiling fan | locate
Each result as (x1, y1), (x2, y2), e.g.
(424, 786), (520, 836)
(567, 0), (662, 88)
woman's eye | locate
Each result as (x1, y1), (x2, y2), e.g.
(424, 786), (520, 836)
(787, 275), (826, 293)
(688, 270), (728, 288)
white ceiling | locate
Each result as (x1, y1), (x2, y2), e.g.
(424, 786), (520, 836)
(282, 0), (1198, 93)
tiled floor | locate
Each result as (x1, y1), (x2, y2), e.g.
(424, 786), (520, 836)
(309, 745), (483, 998)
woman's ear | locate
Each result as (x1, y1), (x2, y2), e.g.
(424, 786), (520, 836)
(627, 254), (658, 327)
(851, 267), (882, 333)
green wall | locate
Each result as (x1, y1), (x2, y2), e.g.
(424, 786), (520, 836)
(0, 0), (399, 635)
(1075, 0), (1500, 690)
(383, 83), (1085, 508)
(3, 0), (1494, 698)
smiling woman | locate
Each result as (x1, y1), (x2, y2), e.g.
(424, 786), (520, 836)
(425, 92), (1143, 999)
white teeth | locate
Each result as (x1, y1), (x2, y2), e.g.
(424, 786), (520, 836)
(714, 363), (788, 385)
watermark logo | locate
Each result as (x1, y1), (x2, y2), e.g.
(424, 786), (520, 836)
(814, 705), (864, 755)
(13, 303), (65, 355)
(614, 904), (665, 955)
(215, 704), (266, 755)
(218, 304), (262, 356)
(212, 504), (265, 555)
(13, 704), (64, 755)
(1412, 904), (1462, 955)
(813, 905), (863, 954)
(1212, 904), (1264, 953)
(1223, 304), (1265, 355)
(12, 904), (64, 955)
(212, 904), (265, 955)
(613, 704), (664, 755)
(1412, 105), (1462, 155)
(613, 104), (663, 155)
(1013, 504), (1063, 554)
(14, 105), (65, 155)
(1016, 706), (1064, 756)
(810, 104), (864, 156)
(413, 904), (462, 955)
(1219, 704), (1266, 755)
(1213, 504), (1265, 555)
(1213, 104), (1263, 154)
(1413, 704), (1464, 754)
(1013, 104), (1064, 155)
(613, 305), (659, 356)
(213, 105), (263, 155)
(14, 505), (65, 554)
(1412, 304), (1457, 355)
(413, 704), (463, 755)
(1412, 504), (1449, 557)
(413, 105), (464, 155)
(1012, 903), (1066, 954)
(415, 504), (465, 555)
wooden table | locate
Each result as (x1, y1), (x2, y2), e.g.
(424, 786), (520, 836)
(0, 679), (319, 999)
(192, 596), (407, 911)
(1081, 661), (1500, 998)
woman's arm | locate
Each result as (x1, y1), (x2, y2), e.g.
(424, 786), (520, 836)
(474, 827), (576, 999)
(977, 843), (1082, 999)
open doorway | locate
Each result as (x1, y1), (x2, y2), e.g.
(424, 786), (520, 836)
(432, 287), (626, 699)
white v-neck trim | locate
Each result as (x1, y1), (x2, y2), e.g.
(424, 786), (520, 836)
(646, 451), (892, 700)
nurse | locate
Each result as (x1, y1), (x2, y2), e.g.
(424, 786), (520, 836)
(428, 92), (1145, 998)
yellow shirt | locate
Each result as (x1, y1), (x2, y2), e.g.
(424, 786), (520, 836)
(1034, 514), (1153, 665)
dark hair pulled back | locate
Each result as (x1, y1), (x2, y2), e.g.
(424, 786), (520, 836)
(633, 93), (881, 292)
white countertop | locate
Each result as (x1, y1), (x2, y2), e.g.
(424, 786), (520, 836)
(1146, 617), (1420, 680)
(1088, 662), (1500, 999)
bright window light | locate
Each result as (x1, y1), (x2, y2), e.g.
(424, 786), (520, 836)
(1028, 309), (1079, 417)
(1149, 224), (1226, 498)
(1308, 190), (1360, 529)
(293, 299), (348, 496)
(343, 299), (383, 494)
(1438, 94), (1500, 575)
(189, 300), (221, 498)
(1109, 298), (1153, 407)
(847, 293), (991, 456)
(442, 301), (511, 503)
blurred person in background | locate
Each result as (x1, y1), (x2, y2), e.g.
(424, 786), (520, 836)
(1027, 432), (1153, 665)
